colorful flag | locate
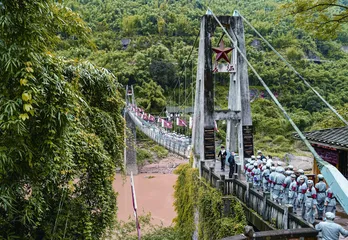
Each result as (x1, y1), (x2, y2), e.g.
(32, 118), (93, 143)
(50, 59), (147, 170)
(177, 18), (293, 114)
(142, 113), (148, 120)
(162, 120), (173, 129)
(176, 117), (187, 127)
(130, 172), (141, 240)
(148, 114), (155, 122)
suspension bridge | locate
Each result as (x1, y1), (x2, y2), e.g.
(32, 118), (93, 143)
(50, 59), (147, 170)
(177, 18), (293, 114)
(123, 10), (348, 238)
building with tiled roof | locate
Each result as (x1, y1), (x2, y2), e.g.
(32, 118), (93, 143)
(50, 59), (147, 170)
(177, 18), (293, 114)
(295, 126), (348, 178)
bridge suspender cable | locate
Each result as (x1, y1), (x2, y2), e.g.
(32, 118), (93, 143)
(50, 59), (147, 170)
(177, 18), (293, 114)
(207, 7), (348, 213)
(237, 12), (348, 126)
(157, 32), (200, 119)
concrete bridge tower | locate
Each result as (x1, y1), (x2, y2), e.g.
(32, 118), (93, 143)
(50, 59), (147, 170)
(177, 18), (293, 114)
(192, 14), (253, 172)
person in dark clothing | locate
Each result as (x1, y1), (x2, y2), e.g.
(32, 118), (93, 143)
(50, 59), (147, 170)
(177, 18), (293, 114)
(218, 145), (227, 171)
(228, 152), (235, 178)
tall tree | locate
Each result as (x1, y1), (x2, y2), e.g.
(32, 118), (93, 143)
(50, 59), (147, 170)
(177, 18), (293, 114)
(135, 80), (166, 114)
(283, 0), (348, 39)
(0, 1), (124, 239)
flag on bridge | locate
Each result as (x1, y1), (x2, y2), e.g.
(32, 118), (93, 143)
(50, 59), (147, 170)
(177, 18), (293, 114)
(162, 120), (173, 129)
(148, 114), (155, 122)
(176, 117), (187, 127)
(130, 172), (141, 240)
(142, 112), (148, 120)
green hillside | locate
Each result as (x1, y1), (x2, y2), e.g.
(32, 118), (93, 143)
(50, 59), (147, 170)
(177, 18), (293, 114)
(58, 0), (348, 156)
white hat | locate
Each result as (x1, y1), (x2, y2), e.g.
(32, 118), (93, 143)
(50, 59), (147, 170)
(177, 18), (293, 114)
(285, 170), (291, 175)
(287, 165), (294, 170)
(299, 176), (304, 180)
(257, 150), (262, 154)
(251, 155), (256, 160)
(277, 161), (283, 166)
(325, 212), (335, 220)
(307, 180), (313, 185)
(291, 174), (296, 178)
(271, 167), (276, 171)
(318, 174), (324, 180)
(297, 169), (304, 174)
(266, 163), (271, 168)
(254, 163), (258, 167)
(257, 155), (261, 159)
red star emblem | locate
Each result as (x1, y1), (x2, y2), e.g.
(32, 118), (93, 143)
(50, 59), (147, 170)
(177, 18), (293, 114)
(212, 40), (233, 63)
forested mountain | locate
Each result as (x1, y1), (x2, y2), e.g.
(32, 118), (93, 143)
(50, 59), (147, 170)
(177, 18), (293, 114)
(58, 0), (348, 155)
(1, 0), (347, 239)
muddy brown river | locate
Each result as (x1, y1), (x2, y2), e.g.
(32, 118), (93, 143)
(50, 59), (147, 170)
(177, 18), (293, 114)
(113, 173), (177, 227)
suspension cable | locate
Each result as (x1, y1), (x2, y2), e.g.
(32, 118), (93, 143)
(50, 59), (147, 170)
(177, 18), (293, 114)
(237, 11), (348, 126)
(157, 32), (200, 119)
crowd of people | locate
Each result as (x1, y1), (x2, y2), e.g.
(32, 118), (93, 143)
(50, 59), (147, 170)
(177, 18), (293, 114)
(242, 150), (336, 226)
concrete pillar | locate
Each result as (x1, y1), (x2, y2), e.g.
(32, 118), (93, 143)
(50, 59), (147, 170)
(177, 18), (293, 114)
(209, 166), (214, 185)
(125, 112), (138, 175)
(220, 174), (226, 194)
(262, 192), (270, 220)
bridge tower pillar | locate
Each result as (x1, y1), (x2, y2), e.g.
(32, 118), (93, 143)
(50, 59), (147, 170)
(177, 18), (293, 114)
(124, 85), (138, 175)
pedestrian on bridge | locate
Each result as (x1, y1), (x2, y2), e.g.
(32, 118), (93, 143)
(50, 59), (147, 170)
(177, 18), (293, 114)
(218, 145), (227, 172)
(315, 212), (348, 240)
(272, 167), (285, 204)
(261, 163), (271, 192)
(281, 170), (292, 205)
(269, 166), (276, 195)
(324, 187), (336, 215)
(296, 176), (307, 216)
(228, 152), (235, 178)
(288, 174), (297, 206)
(304, 180), (317, 224)
(251, 162), (261, 190)
(315, 174), (327, 220)
(247, 160), (255, 183)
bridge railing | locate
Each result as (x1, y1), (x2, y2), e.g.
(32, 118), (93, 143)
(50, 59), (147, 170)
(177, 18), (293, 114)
(200, 161), (311, 231)
(127, 110), (191, 158)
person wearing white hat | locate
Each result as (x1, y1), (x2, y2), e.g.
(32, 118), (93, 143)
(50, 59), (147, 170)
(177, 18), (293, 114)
(315, 212), (348, 240)
(296, 176), (307, 216)
(304, 180), (317, 224)
(281, 170), (292, 205)
(247, 161), (255, 183)
(288, 174), (298, 206)
(324, 187), (336, 215)
(315, 174), (327, 220)
(297, 169), (308, 185)
(262, 163), (271, 192)
(251, 162), (261, 190)
(286, 165), (294, 171)
(273, 167), (285, 204)
(269, 166), (277, 195)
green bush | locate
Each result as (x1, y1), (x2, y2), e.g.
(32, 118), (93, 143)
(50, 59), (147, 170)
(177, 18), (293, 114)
(151, 145), (169, 158)
(137, 148), (152, 165)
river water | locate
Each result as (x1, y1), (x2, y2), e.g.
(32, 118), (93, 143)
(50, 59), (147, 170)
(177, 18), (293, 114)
(113, 173), (178, 227)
